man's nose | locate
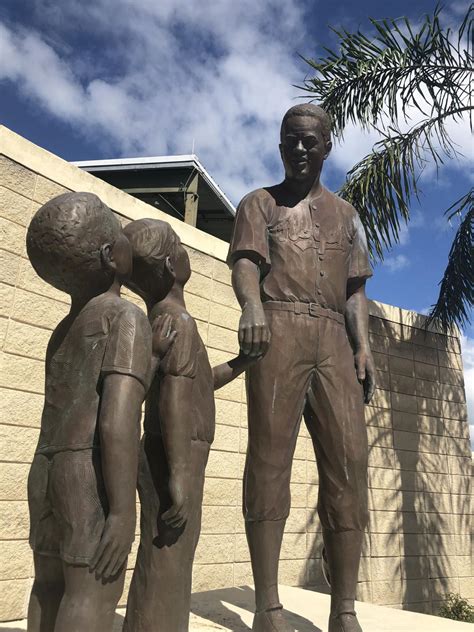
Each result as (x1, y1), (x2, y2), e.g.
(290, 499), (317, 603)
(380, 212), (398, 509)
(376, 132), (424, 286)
(293, 140), (305, 153)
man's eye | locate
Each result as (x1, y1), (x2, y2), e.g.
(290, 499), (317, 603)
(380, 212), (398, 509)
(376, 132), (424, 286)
(303, 137), (317, 149)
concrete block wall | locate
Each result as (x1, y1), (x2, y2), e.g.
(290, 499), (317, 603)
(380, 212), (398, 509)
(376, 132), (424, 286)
(0, 126), (471, 620)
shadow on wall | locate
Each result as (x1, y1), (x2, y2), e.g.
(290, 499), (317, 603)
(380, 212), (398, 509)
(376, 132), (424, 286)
(301, 311), (471, 615)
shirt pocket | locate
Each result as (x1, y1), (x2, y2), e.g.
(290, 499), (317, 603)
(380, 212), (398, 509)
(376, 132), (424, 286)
(318, 228), (345, 258)
(268, 218), (289, 243)
(288, 217), (314, 251)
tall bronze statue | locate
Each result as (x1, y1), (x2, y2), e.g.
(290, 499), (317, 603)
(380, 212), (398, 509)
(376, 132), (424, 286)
(122, 219), (257, 632)
(25, 193), (172, 632)
(228, 104), (376, 632)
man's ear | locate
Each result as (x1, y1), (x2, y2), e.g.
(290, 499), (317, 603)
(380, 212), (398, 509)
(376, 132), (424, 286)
(100, 243), (116, 272)
(324, 140), (333, 160)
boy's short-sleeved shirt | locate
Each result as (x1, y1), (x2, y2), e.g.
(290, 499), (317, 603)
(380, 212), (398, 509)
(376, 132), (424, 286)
(144, 306), (215, 444)
(227, 185), (372, 314)
(36, 293), (152, 455)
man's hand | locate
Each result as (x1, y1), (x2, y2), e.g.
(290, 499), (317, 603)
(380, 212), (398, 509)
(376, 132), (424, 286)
(238, 302), (271, 357)
(354, 347), (376, 404)
(91, 513), (135, 579)
(162, 472), (189, 529)
(152, 314), (177, 360)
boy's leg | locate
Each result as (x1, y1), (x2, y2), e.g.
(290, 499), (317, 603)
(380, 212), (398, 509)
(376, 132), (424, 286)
(125, 437), (210, 632)
(27, 553), (64, 632)
(54, 562), (126, 632)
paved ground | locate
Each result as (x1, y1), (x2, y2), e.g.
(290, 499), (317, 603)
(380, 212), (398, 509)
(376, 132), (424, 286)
(1, 585), (471, 631)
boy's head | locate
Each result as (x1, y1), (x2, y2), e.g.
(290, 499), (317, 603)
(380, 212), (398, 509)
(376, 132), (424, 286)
(123, 218), (190, 304)
(27, 192), (132, 298)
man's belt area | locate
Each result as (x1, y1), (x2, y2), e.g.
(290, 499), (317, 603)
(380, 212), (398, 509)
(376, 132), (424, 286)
(262, 301), (345, 325)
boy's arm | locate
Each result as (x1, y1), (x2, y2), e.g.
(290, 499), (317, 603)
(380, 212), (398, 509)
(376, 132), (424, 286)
(345, 279), (376, 404)
(213, 353), (257, 390)
(91, 373), (145, 579)
(158, 374), (193, 527)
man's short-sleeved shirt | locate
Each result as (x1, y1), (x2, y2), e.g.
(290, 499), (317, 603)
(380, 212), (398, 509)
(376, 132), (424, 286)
(227, 185), (372, 314)
(144, 305), (215, 444)
(36, 293), (152, 455)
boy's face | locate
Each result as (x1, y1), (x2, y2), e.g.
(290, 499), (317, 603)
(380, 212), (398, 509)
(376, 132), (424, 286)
(101, 233), (133, 282)
(172, 240), (191, 285)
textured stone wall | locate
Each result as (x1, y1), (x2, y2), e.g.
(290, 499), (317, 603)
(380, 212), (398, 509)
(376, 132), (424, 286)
(0, 126), (471, 621)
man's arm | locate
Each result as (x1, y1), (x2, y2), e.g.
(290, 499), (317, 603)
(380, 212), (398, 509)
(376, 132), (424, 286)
(232, 256), (271, 357)
(158, 374), (193, 528)
(91, 374), (144, 579)
(345, 280), (376, 404)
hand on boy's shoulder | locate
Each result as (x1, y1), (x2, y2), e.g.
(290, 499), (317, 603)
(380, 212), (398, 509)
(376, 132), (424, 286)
(151, 313), (177, 359)
(154, 309), (200, 379)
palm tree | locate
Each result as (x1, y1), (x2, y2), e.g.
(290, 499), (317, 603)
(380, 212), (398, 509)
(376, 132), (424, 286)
(300, 5), (473, 331)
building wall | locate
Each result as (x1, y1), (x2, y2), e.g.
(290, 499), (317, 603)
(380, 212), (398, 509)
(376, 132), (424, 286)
(0, 126), (471, 621)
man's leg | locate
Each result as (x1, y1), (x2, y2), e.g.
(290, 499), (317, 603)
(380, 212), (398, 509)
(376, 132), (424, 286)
(54, 562), (126, 632)
(27, 553), (64, 632)
(244, 310), (314, 631)
(304, 317), (368, 632)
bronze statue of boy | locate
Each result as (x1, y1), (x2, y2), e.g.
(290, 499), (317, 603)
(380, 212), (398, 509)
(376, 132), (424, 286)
(228, 104), (376, 632)
(122, 219), (257, 632)
(25, 193), (171, 632)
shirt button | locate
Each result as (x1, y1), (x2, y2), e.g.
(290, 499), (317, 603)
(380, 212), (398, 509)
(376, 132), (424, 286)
(320, 270), (325, 277)
(319, 255), (324, 261)
(315, 222), (320, 227)
(317, 289), (323, 295)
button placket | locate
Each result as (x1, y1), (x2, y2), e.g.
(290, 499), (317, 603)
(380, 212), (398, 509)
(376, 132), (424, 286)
(310, 200), (324, 302)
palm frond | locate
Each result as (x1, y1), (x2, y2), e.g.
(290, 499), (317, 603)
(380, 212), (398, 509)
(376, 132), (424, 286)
(299, 5), (473, 137)
(338, 109), (466, 257)
(426, 191), (474, 331)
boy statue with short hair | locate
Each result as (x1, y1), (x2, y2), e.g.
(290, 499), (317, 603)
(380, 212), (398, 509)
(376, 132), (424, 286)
(26, 192), (172, 632)
(122, 218), (257, 632)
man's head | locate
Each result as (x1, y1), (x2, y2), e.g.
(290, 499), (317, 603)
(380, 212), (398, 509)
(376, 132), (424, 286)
(279, 104), (332, 183)
(26, 192), (131, 298)
(123, 218), (190, 304)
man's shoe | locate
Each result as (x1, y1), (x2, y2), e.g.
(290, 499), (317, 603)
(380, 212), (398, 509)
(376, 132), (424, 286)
(328, 612), (363, 632)
(252, 605), (293, 632)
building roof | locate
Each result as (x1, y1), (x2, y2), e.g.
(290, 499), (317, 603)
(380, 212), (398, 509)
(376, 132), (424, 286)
(73, 154), (236, 242)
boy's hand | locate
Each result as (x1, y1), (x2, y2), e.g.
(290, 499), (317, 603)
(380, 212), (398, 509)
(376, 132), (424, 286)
(152, 314), (177, 359)
(162, 472), (189, 529)
(91, 513), (135, 579)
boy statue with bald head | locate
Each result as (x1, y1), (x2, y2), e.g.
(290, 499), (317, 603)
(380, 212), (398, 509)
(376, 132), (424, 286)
(25, 192), (167, 632)
(228, 104), (376, 632)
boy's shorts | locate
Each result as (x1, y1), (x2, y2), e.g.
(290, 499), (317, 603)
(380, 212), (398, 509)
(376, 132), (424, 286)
(28, 449), (108, 566)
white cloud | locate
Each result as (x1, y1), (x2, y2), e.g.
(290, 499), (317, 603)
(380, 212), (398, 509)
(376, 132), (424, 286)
(0, 1), (471, 207)
(382, 254), (411, 272)
(0, 1), (311, 202)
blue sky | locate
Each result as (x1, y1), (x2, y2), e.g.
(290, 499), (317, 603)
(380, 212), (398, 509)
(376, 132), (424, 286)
(0, 0), (472, 432)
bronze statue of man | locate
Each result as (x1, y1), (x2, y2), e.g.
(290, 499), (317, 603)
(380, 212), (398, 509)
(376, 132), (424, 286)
(228, 104), (376, 632)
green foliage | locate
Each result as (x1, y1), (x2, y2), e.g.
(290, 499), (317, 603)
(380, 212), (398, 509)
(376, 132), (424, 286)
(300, 5), (473, 331)
(438, 592), (474, 622)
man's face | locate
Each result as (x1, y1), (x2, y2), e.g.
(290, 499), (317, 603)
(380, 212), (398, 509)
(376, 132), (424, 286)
(279, 115), (332, 183)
